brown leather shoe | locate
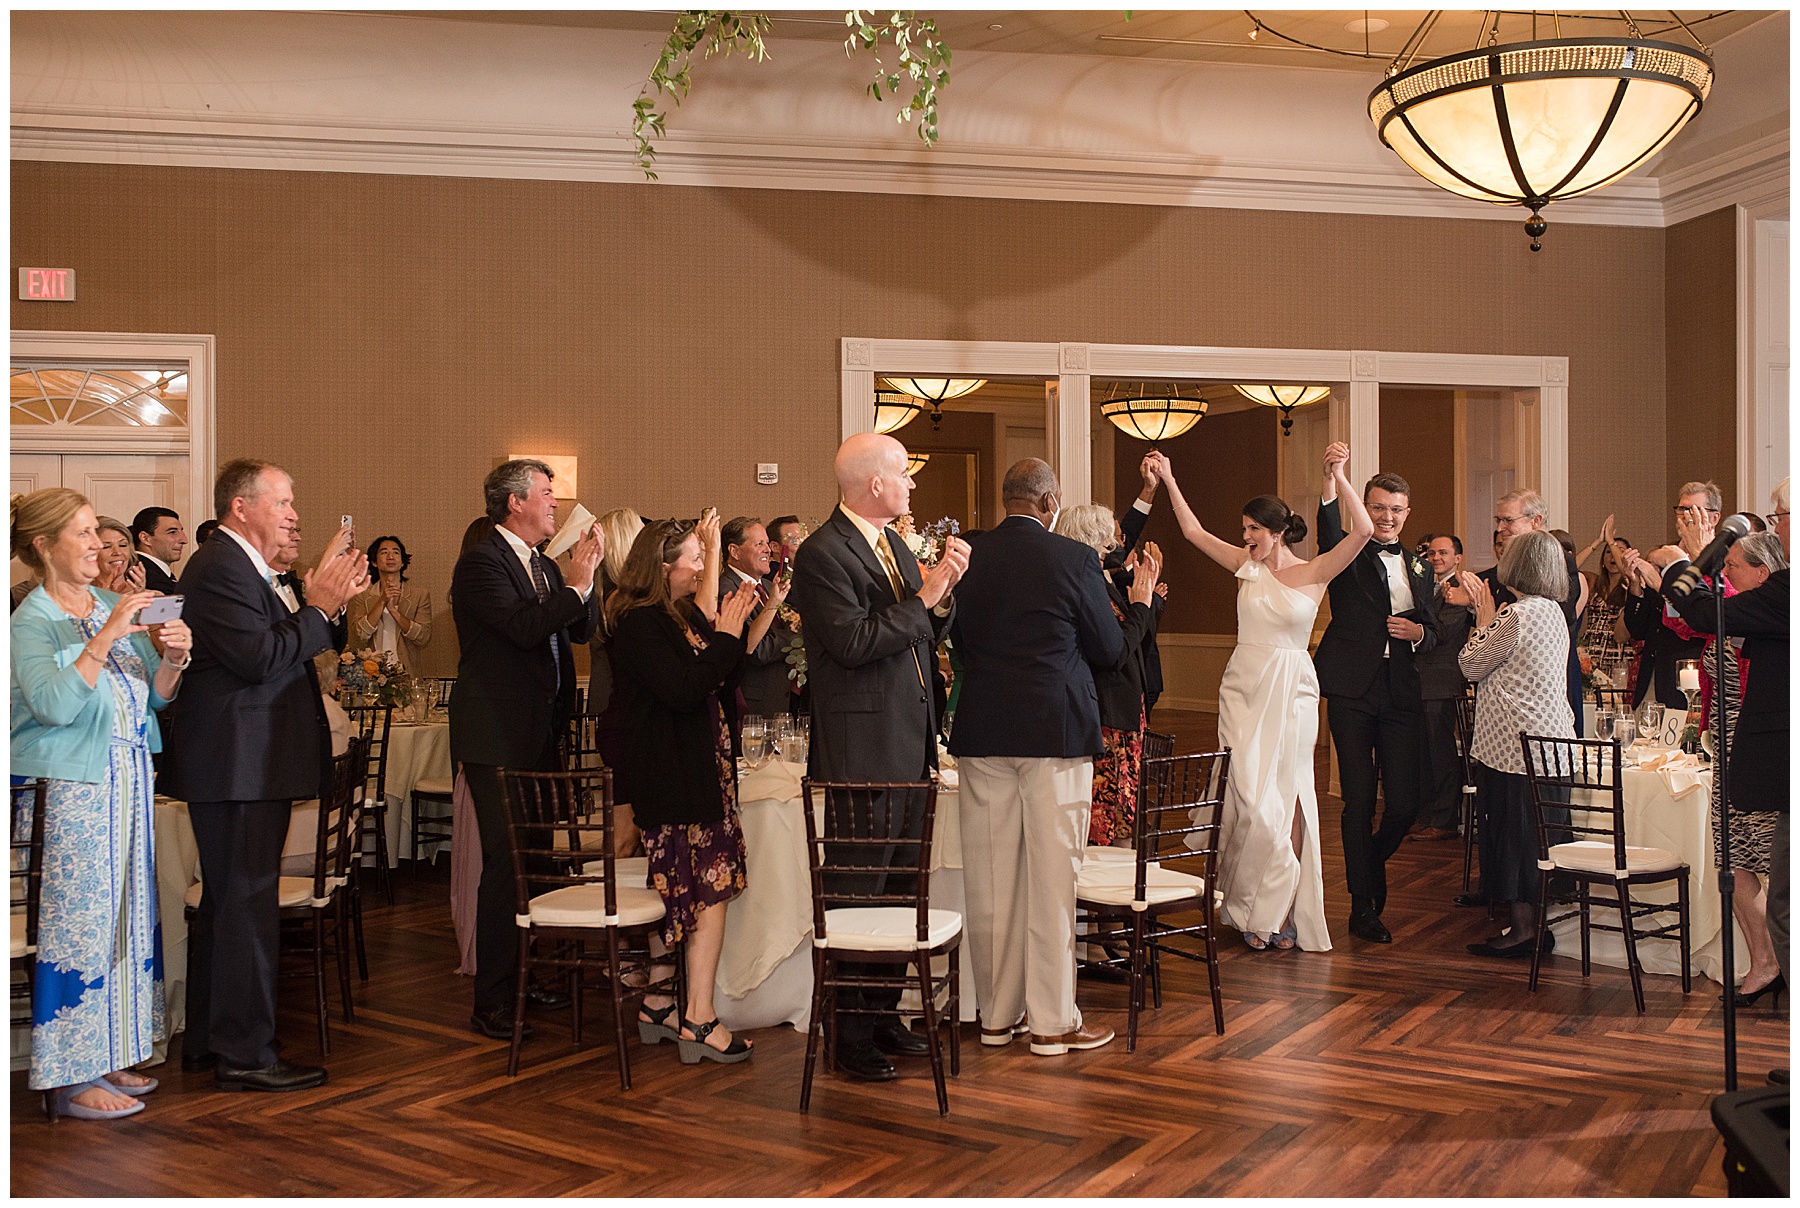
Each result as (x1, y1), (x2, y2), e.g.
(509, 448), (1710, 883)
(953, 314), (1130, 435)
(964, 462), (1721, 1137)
(1029, 1024), (1115, 1056)
(979, 1015), (1028, 1047)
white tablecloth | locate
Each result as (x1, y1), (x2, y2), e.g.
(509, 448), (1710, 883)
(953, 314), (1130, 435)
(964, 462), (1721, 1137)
(382, 720), (453, 863)
(1548, 759), (1750, 985)
(713, 761), (975, 1032)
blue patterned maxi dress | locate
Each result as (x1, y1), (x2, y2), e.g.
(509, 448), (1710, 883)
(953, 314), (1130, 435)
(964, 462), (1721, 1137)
(28, 604), (166, 1090)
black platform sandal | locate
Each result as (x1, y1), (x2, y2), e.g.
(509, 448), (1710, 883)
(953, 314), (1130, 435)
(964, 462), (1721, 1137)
(637, 1001), (681, 1045)
(676, 1017), (752, 1065)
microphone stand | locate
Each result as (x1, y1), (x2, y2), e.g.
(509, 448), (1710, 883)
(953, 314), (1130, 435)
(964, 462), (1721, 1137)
(1714, 578), (1737, 1092)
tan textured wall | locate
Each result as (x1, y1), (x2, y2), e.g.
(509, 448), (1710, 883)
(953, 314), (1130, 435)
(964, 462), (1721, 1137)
(1378, 388), (1458, 549)
(1664, 208), (1739, 534)
(13, 162), (1699, 675)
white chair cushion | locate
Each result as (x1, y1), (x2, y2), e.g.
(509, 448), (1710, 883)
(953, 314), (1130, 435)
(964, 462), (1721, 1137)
(278, 875), (348, 909)
(413, 776), (455, 797)
(819, 906), (962, 952)
(1081, 845), (1137, 867)
(1548, 840), (1684, 876)
(1076, 862), (1208, 908)
(515, 883), (665, 929)
(11, 911), (31, 959)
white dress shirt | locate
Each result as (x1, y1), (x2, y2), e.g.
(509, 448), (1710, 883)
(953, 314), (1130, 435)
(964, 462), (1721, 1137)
(496, 525), (593, 602)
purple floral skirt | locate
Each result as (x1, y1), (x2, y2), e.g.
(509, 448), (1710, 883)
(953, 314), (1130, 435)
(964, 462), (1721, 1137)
(640, 695), (748, 945)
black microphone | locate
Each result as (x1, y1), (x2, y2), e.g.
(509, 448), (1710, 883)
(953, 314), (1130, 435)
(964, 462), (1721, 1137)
(1668, 513), (1755, 595)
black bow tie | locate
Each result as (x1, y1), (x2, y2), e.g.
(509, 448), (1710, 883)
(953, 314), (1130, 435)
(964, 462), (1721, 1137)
(1373, 542), (1405, 557)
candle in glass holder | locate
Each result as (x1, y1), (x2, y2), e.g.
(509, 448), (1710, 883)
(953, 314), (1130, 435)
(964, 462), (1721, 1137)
(1677, 663), (1701, 692)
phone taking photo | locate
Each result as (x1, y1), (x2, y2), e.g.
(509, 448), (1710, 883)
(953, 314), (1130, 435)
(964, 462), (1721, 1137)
(137, 595), (184, 625)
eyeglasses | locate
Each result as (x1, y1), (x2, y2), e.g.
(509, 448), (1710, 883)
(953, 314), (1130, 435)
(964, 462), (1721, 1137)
(1768, 510), (1790, 526)
(1672, 505), (1720, 518)
(1368, 505), (1409, 518)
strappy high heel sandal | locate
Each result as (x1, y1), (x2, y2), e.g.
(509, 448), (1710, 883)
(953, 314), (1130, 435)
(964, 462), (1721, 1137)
(676, 1017), (753, 1065)
(1242, 932), (1269, 951)
(636, 1001), (681, 1045)
(1271, 920), (1297, 951)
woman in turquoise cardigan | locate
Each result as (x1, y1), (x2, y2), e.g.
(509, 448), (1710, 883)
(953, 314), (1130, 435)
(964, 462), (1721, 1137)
(12, 489), (192, 1121)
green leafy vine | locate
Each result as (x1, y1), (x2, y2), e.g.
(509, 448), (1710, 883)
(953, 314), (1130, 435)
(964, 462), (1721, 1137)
(633, 10), (951, 180)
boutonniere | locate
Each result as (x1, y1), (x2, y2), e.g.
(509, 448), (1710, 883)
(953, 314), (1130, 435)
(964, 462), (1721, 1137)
(1410, 557), (1426, 577)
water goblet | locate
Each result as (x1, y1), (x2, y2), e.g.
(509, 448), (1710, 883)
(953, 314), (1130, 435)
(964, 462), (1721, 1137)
(1640, 701), (1665, 745)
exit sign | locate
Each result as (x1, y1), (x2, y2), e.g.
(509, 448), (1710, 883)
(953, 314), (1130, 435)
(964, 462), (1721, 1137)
(18, 268), (75, 301)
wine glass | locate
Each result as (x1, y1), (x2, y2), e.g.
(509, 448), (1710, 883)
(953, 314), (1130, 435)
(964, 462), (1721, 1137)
(1611, 714), (1636, 749)
(1595, 706), (1615, 745)
(1641, 701), (1665, 746)
(742, 732), (771, 772)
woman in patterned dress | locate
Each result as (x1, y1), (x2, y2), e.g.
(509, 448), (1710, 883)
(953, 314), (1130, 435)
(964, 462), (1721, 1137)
(1051, 505), (1161, 847)
(1457, 530), (1575, 958)
(606, 513), (764, 1064)
(11, 489), (192, 1120)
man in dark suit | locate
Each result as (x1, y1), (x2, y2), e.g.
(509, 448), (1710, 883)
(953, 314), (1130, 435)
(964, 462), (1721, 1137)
(1315, 450), (1438, 944)
(131, 505), (186, 594)
(272, 523), (350, 655)
(721, 516), (794, 726)
(1411, 534), (1474, 842)
(789, 432), (968, 1082)
(164, 459), (366, 1091)
(949, 457), (1126, 1057)
(450, 458), (602, 1040)
(1105, 453), (1167, 713)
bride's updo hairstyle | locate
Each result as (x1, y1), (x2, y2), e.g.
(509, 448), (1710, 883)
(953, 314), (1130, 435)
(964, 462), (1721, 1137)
(1243, 495), (1307, 547)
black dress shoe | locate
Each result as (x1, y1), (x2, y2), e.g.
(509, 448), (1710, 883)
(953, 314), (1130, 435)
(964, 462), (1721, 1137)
(181, 1050), (217, 1073)
(214, 1058), (328, 1093)
(1348, 909), (1392, 944)
(836, 1043), (897, 1082)
(526, 982), (571, 1011)
(1453, 892), (1486, 908)
(1466, 930), (1554, 959)
(1769, 1067), (1789, 1086)
(1079, 962), (1128, 984)
(470, 1006), (529, 1040)
(872, 1021), (931, 1057)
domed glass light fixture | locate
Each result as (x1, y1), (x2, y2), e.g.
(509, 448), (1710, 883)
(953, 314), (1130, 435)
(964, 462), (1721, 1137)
(880, 376), (987, 431)
(905, 452), (931, 477)
(873, 390), (924, 435)
(1099, 383), (1209, 443)
(1368, 25), (1711, 251)
(1233, 384), (1331, 437)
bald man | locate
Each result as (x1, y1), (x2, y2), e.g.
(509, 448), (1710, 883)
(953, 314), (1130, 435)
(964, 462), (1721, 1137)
(788, 432), (970, 1083)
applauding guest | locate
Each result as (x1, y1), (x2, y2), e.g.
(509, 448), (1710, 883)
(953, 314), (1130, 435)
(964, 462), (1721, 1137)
(1456, 530), (1575, 959)
(12, 489), (193, 1120)
(721, 516), (795, 728)
(164, 459), (366, 1091)
(607, 515), (760, 1063)
(350, 535), (432, 676)
(1411, 535), (1474, 843)
(92, 516), (146, 596)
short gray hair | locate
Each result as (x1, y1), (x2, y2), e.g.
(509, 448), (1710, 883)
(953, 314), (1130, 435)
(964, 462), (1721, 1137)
(1053, 502), (1115, 554)
(484, 458), (553, 524)
(214, 458), (280, 520)
(1002, 458), (1058, 504)
(1496, 488), (1547, 520)
(1677, 480), (1722, 513)
(1498, 529), (1568, 601)
(1739, 531), (1788, 573)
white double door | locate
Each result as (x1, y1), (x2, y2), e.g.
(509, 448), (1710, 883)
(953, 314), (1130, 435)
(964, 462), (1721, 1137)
(10, 453), (191, 590)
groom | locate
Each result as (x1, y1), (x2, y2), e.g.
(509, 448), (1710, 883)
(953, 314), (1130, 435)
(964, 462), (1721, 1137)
(1314, 443), (1438, 943)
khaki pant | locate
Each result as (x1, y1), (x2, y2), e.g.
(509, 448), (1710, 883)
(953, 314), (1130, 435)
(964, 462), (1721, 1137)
(958, 755), (1092, 1038)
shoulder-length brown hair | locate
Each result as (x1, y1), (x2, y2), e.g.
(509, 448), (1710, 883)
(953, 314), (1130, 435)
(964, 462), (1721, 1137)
(603, 517), (698, 636)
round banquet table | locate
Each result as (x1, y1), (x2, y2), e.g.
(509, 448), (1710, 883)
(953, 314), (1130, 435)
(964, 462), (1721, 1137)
(381, 717), (453, 863)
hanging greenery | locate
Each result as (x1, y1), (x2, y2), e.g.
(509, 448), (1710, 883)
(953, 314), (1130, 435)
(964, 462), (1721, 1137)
(633, 10), (951, 180)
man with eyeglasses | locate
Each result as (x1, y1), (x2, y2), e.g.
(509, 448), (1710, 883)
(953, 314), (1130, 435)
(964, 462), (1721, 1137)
(721, 516), (795, 727)
(1618, 481), (1717, 711)
(1478, 489), (1587, 730)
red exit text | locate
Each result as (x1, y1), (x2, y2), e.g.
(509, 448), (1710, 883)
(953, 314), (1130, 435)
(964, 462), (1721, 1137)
(18, 268), (76, 301)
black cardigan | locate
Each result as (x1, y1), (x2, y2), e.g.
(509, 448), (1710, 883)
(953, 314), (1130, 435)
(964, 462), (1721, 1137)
(1093, 582), (1157, 732)
(609, 605), (746, 828)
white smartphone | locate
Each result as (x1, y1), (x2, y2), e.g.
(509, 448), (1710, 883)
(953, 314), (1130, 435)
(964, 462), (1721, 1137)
(138, 595), (184, 624)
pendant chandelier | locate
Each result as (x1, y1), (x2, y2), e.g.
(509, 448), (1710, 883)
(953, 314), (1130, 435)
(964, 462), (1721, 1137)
(1368, 12), (1712, 250)
(1099, 383), (1208, 443)
(873, 390), (924, 435)
(881, 376), (987, 431)
(905, 452), (931, 477)
(1233, 384), (1330, 437)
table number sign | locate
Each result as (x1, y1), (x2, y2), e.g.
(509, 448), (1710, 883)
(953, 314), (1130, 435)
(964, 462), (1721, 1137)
(1657, 707), (1688, 749)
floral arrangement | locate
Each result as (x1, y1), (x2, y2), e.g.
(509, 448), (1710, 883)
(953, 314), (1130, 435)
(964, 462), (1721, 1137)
(898, 514), (960, 567)
(337, 648), (415, 708)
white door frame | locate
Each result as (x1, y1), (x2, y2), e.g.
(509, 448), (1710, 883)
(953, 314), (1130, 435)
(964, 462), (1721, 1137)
(1736, 197), (1790, 513)
(11, 330), (217, 523)
(842, 339), (1570, 526)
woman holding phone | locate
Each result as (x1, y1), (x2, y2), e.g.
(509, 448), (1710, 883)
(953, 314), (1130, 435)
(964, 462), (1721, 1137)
(11, 488), (192, 1120)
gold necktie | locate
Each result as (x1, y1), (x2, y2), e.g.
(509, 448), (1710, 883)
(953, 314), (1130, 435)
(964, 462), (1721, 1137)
(877, 532), (927, 690)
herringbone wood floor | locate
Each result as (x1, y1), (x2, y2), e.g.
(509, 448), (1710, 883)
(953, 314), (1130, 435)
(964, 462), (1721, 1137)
(11, 712), (1787, 1196)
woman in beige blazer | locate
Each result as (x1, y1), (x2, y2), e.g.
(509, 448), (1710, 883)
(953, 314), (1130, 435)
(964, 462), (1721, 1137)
(350, 535), (433, 674)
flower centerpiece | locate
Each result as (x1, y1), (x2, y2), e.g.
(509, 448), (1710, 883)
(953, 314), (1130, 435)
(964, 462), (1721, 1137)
(337, 648), (415, 708)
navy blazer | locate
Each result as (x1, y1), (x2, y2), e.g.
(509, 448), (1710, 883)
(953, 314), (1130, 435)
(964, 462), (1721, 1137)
(449, 528), (598, 768)
(789, 506), (950, 782)
(162, 531), (335, 803)
(948, 515), (1124, 759)
(1312, 498), (1439, 704)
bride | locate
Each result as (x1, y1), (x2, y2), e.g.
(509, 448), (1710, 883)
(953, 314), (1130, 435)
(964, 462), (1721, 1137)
(1152, 443), (1373, 951)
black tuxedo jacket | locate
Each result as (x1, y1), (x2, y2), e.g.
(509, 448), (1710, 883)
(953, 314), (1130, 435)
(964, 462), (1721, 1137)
(1415, 582), (1474, 702)
(789, 506), (951, 782)
(1623, 581), (1707, 707)
(1664, 563), (1788, 811)
(722, 565), (791, 719)
(141, 557), (179, 595)
(1107, 501), (1166, 705)
(279, 570), (349, 653)
(1312, 498), (1438, 703)
(948, 515), (1124, 759)
(162, 532), (335, 803)
(449, 528), (598, 768)
(1094, 580), (1157, 731)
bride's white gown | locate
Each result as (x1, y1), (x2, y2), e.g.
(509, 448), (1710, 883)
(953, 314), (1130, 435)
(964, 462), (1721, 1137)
(1215, 558), (1331, 950)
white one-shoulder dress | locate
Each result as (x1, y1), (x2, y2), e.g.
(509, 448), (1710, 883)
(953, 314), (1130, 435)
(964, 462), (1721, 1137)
(1214, 558), (1331, 951)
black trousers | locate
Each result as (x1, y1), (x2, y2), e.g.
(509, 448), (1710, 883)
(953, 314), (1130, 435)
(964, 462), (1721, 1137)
(185, 800), (292, 1068)
(1326, 661), (1423, 913)
(827, 787), (927, 1051)
(1417, 697), (1464, 832)
(463, 733), (560, 1015)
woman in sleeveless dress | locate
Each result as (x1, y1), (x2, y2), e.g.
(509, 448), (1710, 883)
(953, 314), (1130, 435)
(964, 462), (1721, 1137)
(1152, 443), (1374, 951)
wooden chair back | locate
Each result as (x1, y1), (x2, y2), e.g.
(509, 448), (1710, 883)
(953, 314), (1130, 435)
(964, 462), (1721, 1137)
(1136, 750), (1229, 903)
(1453, 688), (1479, 783)
(10, 780), (48, 956)
(313, 737), (370, 900)
(1519, 733), (1623, 871)
(499, 766), (619, 919)
(1142, 730), (1176, 763)
(344, 703), (395, 802)
(800, 780), (939, 946)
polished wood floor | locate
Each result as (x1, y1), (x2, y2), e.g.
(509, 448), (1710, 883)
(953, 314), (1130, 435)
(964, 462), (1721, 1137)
(11, 711), (1787, 1196)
